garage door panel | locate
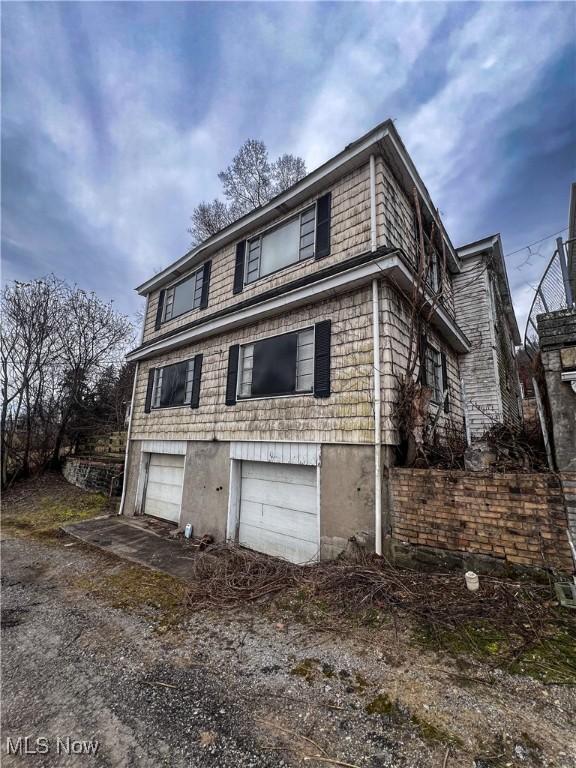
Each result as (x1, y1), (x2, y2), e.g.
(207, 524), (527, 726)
(241, 461), (316, 486)
(144, 453), (184, 523)
(239, 499), (317, 541)
(238, 460), (318, 564)
(144, 497), (181, 521)
(241, 477), (316, 515)
(239, 523), (319, 564)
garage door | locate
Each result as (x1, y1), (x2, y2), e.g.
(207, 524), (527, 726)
(239, 461), (318, 564)
(144, 453), (185, 523)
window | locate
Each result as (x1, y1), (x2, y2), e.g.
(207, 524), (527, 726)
(163, 269), (204, 321)
(152, 360), (195, 408)
(238, 328), (314, 398)
(245, 206), (316, 284)
(425, 344), (443, 403)
(429, 249), (440, 292)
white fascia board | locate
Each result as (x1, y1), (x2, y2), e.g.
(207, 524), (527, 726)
(456, 235), (499, 259)
(135, 124), (392, 296)
(127, 254), (470, 363)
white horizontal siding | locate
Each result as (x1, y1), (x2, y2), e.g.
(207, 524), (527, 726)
(230, 441), (320, 466)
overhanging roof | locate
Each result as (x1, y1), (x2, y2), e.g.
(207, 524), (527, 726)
(127, 247), (470, 363)
(136, 120), (461, 296)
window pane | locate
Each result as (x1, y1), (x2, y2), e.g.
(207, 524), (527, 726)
(239, 344), (254, 397)
(296, 328), (314, 391)
(251, 333), (298, 396)
(259, 217), (300, 277)
(168, 270), (203, 319)
(159, 361), (188, 407)
(184, 360), (195, 404)
(246, 240), (261, 284)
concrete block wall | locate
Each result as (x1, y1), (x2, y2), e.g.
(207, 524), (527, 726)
(389, 468), (574, 573)
(63, 457), (124, 496)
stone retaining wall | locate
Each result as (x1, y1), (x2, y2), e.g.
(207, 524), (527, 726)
(389, 468), (574, 574)
(63, 457), (124, 496)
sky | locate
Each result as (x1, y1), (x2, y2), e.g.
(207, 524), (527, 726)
(2, 1), (575, 337)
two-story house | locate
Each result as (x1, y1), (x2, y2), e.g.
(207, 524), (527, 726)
(454, 235), (522, 437)
(121, 120), (520, 563)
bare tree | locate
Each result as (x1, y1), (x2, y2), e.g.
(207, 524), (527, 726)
(189, 139), (307, 245)
(1, 277), (134, 485)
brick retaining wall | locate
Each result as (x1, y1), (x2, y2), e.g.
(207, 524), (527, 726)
(389, 469), (574, 574)
(63, 457), (124, 496)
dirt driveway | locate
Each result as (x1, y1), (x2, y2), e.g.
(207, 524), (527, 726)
(2, 477), (575, 767)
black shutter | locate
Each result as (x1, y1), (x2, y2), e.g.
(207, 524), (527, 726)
(225, 345), (240, 405)
(200, 261), (211, 309)
(315, 192), (331, 260)
(190, 354), (203, 409)
(144, 369), (156, 413)
(155, 290), (165, 330)
(233, 241), (246, 294)
(419, 334), (427, 385)
(314, 320), (331, 398)
(441, 352), (450, 413)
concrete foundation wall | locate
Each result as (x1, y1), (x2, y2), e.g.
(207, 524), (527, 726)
(538, 309), (576, 472)
(320, 444), (377, 559)
(181, 441), (229, 540)
(122, 440), (143, 516)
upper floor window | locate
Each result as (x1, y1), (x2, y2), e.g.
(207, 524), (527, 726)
(238, 327), (314, 399)
(245, 205), (316, 285)
(152, 359), (195, 409)
(163, 268), (204, 322)
(425, 343), (443, 403)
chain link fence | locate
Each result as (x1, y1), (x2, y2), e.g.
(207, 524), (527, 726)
(524, 237), (575, 357)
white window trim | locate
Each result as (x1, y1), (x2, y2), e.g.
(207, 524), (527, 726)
(236, 326), (315, 400)
(244, 203), (317, 286)
(151, 358), (195, 410)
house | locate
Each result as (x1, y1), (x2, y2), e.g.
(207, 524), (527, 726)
(454, 235), (522, 437)
(122, 120), (521, 564)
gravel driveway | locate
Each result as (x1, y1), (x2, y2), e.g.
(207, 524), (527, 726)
(2, 481), (575, 768)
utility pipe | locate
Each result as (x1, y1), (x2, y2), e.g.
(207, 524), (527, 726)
(118, 361), (139, 516)
(369, 153), (382, 555)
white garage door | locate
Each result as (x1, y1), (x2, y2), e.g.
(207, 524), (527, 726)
(239, 461), (318, 564)
(144, 453), (185, 523)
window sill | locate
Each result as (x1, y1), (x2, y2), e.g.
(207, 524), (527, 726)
(236, 391), (313, 403)
(150, 404), (191, 411)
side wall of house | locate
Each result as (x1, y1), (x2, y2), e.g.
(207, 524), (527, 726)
(453, 254), (500, 435)
(380, 281), (464, 446)
(489, 272), (522, 428)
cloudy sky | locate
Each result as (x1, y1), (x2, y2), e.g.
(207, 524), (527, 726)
(2, 1), (575, 335)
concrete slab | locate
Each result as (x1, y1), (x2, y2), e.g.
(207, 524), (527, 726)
(62, 516), (200, 581)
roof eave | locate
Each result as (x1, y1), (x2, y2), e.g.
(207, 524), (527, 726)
(136, 120), (461, 296)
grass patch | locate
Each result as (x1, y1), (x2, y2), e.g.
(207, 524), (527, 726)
(289, 658), (320, 683)
(365, 693), (398, 716)
(2, 493), (108, 539)
(416, 616), (576, 684)
(77, 564), (190, 631)
(410, 714), (463, 746)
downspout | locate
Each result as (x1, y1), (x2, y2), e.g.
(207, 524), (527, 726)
(370, 153), (382, 556)
(118, 360), (139, 515)
(118, 299), (147, 515)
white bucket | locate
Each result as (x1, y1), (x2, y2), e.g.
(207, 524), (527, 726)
(465, 571), (479, 592)
(184, 523), (193, 539)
